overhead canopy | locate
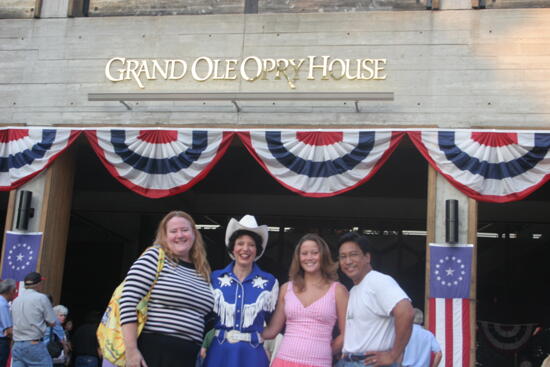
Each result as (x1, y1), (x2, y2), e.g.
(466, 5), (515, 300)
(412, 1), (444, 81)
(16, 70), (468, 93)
(1, 127), (550, 203)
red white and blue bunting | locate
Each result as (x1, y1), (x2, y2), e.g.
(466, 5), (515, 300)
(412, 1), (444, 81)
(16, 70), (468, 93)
(408, 131), (550, 202)
(0, 128), (80, 190)
(238, 130), (404, 197)
(3, 127), (550, 201)
(85, 129), (234, 198)
(478, 321), (536, 352)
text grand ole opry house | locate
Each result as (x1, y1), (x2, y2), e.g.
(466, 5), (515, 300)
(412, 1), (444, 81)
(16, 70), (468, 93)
(1, 0), (549, 366)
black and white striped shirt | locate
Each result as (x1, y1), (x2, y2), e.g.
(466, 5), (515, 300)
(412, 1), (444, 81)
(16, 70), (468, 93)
(120, 247), (214, 343)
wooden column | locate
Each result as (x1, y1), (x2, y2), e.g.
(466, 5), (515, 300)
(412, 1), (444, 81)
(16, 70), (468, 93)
(36, 148), (76, 304)
(424, 166), (437, 326)
(424, 166), (478, 367)
(467, 197), (478, 367)
(1, 147), (76, 305)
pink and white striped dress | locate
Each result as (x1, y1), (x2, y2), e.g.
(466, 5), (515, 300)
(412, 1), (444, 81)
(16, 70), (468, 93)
(272, 281), (337, 367)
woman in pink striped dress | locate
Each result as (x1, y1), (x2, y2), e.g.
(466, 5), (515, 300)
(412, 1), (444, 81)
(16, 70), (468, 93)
(262, 234), (349, 367)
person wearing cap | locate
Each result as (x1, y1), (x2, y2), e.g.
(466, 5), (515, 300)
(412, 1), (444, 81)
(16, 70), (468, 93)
(203, 215), (279, 367)
(0, 279), (17, 367)
(11, 271), (57, 367)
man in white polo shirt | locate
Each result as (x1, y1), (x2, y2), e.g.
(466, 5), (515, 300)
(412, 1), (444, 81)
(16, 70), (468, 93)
(11, 272), (57, 367)
(337, 232), (414, 367)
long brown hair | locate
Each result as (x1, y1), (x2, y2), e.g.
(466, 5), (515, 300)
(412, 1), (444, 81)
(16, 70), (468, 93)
(154, 211), (211, 282)
(289, 233), (337, 292)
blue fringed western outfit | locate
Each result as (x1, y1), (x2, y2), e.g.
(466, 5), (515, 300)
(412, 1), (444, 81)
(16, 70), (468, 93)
(203, 262), (279, 367)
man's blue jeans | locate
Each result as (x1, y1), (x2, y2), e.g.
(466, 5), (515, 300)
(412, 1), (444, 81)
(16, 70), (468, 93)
(12, 341), (53, 367)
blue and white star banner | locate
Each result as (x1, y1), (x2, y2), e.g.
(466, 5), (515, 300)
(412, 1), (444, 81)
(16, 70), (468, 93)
(0, 128), (80, 191)
(409, 131), (550, 203)
(1, 231), (42, 281)
(238, 130), (404, 197)
(85, 129), (234, 198)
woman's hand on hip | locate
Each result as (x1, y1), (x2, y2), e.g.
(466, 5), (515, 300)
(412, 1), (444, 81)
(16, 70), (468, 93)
(126, 347), (148, 367)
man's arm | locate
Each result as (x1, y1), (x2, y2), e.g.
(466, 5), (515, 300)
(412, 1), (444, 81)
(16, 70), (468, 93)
(432, 351), (442, 367)
(41, 296), (57, 327)
(364, 299), (414, 367)
(388, 299), (414, 361)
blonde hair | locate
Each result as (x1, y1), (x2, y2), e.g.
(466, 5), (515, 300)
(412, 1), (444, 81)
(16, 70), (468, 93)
(289, 233), (337, 292)
(154, 211), (211, 282)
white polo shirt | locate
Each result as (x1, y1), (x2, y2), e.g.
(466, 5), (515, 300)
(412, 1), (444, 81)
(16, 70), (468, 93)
(342, 270), (410, 354)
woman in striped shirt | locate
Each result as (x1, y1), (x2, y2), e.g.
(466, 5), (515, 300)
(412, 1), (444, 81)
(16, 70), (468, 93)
(116, 211), (214, 367)
(262, 233), (349, 367)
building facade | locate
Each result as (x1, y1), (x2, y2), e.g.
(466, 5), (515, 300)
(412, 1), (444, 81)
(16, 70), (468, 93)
(1, 1), (550, 366)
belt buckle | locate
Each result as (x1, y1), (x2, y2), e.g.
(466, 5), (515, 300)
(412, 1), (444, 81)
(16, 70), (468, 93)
(226, 330), (240, 344)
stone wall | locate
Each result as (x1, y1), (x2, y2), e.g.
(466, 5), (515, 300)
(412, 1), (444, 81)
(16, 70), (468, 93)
(486, 0), (550, 8)
(1, 9), (550, 128)
(3, 0), (550, 18)
(0, 0), (37, 19)
(87, 0), (425, 16)
(87, 0), (244, 16)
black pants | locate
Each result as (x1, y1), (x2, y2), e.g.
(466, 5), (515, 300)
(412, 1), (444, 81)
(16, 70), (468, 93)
(138, 332), (200, 367)
(0, 338), (9, 367)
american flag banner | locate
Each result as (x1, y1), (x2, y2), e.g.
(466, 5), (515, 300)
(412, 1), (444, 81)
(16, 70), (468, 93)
(428, 243), (473, 367)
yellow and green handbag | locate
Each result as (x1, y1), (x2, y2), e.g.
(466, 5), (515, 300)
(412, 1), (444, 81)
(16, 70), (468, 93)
(97, 245), (165, 366)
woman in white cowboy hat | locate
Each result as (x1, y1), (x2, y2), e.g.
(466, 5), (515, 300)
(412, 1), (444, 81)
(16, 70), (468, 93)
(203, 215), (279, 367)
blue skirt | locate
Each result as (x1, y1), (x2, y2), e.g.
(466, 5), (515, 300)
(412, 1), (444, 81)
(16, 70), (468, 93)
(203, 337), (269, 367)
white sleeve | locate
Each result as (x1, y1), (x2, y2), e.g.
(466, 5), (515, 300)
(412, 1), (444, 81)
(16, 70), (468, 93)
(372, 273), (410, 316)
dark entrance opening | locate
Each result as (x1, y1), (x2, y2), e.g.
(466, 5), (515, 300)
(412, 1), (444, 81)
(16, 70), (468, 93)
(60, 135), (428, 329)
(476, 189), (550, 366)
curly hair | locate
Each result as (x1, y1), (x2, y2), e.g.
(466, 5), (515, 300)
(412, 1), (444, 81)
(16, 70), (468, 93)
(154, 211), (211, 282)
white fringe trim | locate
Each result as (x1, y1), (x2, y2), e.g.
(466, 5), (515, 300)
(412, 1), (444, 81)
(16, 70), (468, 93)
(213, 279), (280, 328)
(213, 288), (236, 327)
(242, 279), (279, 328)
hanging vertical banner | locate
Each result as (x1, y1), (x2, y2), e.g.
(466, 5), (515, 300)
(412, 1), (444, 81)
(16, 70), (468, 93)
(0, 129), (80, 191)
(408, 131), (550, 202)
(428, 243), (473, 367)
(85, 129), (234, 198)
(238, 130), (404, 197)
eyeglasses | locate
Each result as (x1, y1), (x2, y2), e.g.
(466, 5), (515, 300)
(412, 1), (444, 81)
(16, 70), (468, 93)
(338, 252), (363, 261)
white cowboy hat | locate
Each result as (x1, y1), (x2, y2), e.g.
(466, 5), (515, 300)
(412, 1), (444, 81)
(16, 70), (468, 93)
(225, 214), (269, 260)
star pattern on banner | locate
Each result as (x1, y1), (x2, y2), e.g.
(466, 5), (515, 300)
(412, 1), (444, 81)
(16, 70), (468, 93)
(252, 276), (268, 289)
(218, 274), (233, 287)
(6, 243), (34, 272)
(433, 255), (466, 287)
